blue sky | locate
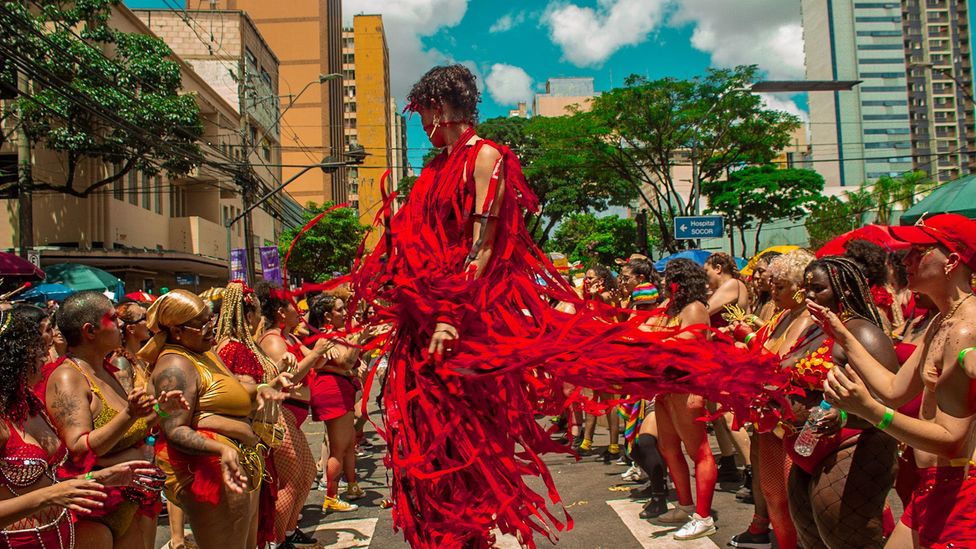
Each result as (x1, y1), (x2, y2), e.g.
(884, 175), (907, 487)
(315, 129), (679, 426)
(126, 0), (975, 171)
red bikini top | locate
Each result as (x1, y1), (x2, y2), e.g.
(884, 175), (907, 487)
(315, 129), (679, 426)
(791, 336), (837, 390)
(0, 415), (68, 489)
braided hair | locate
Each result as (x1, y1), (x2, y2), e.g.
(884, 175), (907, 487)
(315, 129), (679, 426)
(216, 282), (276, 382)
(806, 256), (886, 329)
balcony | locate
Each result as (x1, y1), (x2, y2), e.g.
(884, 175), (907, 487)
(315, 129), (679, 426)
(169, 216), (226, 260)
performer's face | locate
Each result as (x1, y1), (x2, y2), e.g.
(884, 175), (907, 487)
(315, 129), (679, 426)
(618, 267), (643, 295)
(420, 106), (447, 148)
(771, 277), (799, 310)
(803, 267), (837, 312)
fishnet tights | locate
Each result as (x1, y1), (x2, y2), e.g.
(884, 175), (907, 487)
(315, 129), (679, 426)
(787, 429), (897, 549)
(758, 432), (797, 548)
(272, 407), (317, 541)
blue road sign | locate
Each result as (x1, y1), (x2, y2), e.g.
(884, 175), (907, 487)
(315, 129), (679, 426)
(674, 215), (725, 239)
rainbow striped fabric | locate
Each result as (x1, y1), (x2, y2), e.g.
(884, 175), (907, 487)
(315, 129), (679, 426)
(631, 283), (660, 305)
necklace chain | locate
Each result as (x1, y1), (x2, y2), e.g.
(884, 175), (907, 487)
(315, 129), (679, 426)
(936, 293), (973, 331)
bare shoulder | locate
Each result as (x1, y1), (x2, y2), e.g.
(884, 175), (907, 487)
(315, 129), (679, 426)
(682, 301), (709, 325)
(152, 353), (197, 393)
(47, 364), (87, 395)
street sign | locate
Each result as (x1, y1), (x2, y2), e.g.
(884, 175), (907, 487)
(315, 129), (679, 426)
(674, 216), (725, 240)
(26, 250), (40, 267)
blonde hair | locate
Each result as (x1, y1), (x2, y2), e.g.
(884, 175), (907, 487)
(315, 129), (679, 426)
(767, 249), (816, 287)
(216, 282), (276, 382)
(137, 290), (209, 365)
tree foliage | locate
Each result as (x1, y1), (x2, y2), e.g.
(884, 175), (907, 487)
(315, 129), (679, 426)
(870, 170), (934, 225)
(478, 114), (635, 244)
(0, 0), (203, 195)
(584, 65), (802, 253)
(703, 165), (824, 256)
(279, 202), (370, 282)
(545, 213), (641, 266)
(805, 187), (876, 249)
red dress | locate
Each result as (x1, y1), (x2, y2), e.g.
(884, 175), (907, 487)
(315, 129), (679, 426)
(343, 127), (785, 548)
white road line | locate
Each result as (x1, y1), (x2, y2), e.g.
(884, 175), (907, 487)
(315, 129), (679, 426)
(606, 499), (719, 549)
(311, 517), (379, 549)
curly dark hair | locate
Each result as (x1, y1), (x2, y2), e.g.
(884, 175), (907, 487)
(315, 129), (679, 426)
(308, 294), (339, 330)
(587, 264), (618, 293)
(806, 257), (886, 328)
(0, 310), (45, 422)
(844, 239), (888, 287)
(705, 252), (741, 279)
(664, 259), (709, 317)
(254, 281), (288, 324)
(406, 64), (481, 123)
(889, 250), (909, 288)
(11, 303), (49, 329)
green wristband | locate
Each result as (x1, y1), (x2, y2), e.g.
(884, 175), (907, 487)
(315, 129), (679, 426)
(959, 347), (976, 368)
(153, 403), (170, 418)
(744, 332), (756, 346)
(839, 410), (848, 428)
(876, 407), (894, 431)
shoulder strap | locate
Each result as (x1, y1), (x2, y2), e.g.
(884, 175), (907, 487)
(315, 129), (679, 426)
(63, 359), (101, 397)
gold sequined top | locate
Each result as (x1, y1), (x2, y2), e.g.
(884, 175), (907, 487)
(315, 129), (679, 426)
(65, 359), (151, 454)
(159, 346), (252, 421)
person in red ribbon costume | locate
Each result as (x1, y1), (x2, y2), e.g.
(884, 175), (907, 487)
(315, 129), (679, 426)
(339, 65), (785, 549)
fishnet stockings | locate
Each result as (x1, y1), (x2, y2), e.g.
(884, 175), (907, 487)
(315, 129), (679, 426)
(757, 432), (796, 548)
(272, 406), (317, 541)
(787, 429), (897, 549)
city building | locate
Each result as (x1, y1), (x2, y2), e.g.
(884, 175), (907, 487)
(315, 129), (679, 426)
(208, 0), (347, 206)
(0, 3), (290, 291)
(342, 15), (394, 248)
(533, 77), (595, 117)
(903, 0), (976, 182)
(508, 102), (528, 118)
(390, 97), (411, 210)
(802, 0), (975, 188)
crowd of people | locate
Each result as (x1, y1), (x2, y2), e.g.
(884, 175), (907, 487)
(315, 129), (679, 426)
(0, 61), (975, 549)
(554, 212), (976, 548)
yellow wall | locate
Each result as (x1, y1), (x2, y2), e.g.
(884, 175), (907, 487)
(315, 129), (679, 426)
(352, 15), (392, 249)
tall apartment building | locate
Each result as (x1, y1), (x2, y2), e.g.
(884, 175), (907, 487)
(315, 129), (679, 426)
(342, 15), (394, 249)
(803, 0), (975, 189)
(0, 4), (287, 291)
(904, 0), (976, 181)
(533, 77), (595, 117)
(208, 0), (347, 206)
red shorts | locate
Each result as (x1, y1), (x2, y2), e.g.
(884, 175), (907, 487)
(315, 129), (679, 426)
(900, 465), (976, 548)
(0, 510), (72, 548)
(309, 371), (357, 422)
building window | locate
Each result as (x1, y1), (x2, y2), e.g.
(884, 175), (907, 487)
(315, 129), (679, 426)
(342, 53), (355, 64)
(857, 44), (904, 50)
(141, 172), (151, 210)
(855, 16), (902, 22)
(128, 170), (138, 206)
(861, 86), (908, 92)
(863, 114), (910, 120)
(862, 99), (908, 106)
(858, 58), (907, 64)
(857, 30), (902, 36)
(854, 2), (900, 7)
(170, 184), (186, 218)
(261, 70), (272, 89)
(262, 140), (271, 162)
(154, 176), (162, 214)
(859, 72), (905, 78)
(244, 48), (257, 68)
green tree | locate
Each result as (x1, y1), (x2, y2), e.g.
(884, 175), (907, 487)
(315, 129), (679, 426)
(805, 187), (877, 249)
(280, 202), (370, 282)
(545, 213), (641, 266)
(585, 65), (802, 253)
(396, 175), (418, 203)
(479, 114), (636, 244)
(871, 170), (934, 225)
(703, 165), (824, 256)
(1, 0), (204, 196)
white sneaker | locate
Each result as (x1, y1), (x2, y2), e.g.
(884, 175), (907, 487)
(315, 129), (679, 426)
(673, 513), (717, 541)
(655, 504), (694, 524)
(621, 465), (641, 481)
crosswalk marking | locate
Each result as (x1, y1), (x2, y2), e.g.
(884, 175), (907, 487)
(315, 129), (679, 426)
(606, 499), (719, 549)
(311, 517), (379, 549)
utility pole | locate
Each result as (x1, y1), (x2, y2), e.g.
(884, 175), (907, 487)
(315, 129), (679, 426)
(16, 66), (32, 259)
(237, 60), (257, 283)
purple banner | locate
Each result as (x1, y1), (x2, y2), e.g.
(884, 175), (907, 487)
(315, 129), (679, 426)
(230, 248), (248, 283)
(259, 246), (283, 285)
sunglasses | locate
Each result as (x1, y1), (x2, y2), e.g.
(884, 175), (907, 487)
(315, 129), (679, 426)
(181, 316), (216, 333)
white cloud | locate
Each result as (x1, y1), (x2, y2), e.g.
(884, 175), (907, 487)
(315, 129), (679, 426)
(669, 0), (805, 80)
(758, 93), (809, 122)
(485, 64), (534, 106)
(541, 0), (669, 67)
(489, 11), (527, 33)
(342, 0), (469, 98)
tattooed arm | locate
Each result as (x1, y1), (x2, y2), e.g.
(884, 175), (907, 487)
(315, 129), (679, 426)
(152, 354), (248, 493)
(45, 366), (142, 457)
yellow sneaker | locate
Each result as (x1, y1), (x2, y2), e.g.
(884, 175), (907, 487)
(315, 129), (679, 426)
(344, 482), (366, 501)
(323, 495), (359, 513)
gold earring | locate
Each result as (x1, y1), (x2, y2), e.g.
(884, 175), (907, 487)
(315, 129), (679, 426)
(427, 117), (441, 140)
(793, 289), (805, 304)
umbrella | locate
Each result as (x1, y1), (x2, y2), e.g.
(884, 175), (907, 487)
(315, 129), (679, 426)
(20, 283), (75, 303)
(900, 173), (976, 225)
(44, 263), (124, 300)
(0, 252), (44, 279)
(816, 225), (910, 258)
(124, 291), (157, 303)
(653, 250), (747, 272)
(741, 245), (800, 277)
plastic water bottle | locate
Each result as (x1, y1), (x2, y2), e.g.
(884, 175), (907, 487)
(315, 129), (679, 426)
(793, 400), (832, 457)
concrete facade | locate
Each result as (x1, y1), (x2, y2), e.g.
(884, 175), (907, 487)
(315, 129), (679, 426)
(803, 0), (975, 189)
(209, 0), (346, 207)
(533, 77), (596, 117)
